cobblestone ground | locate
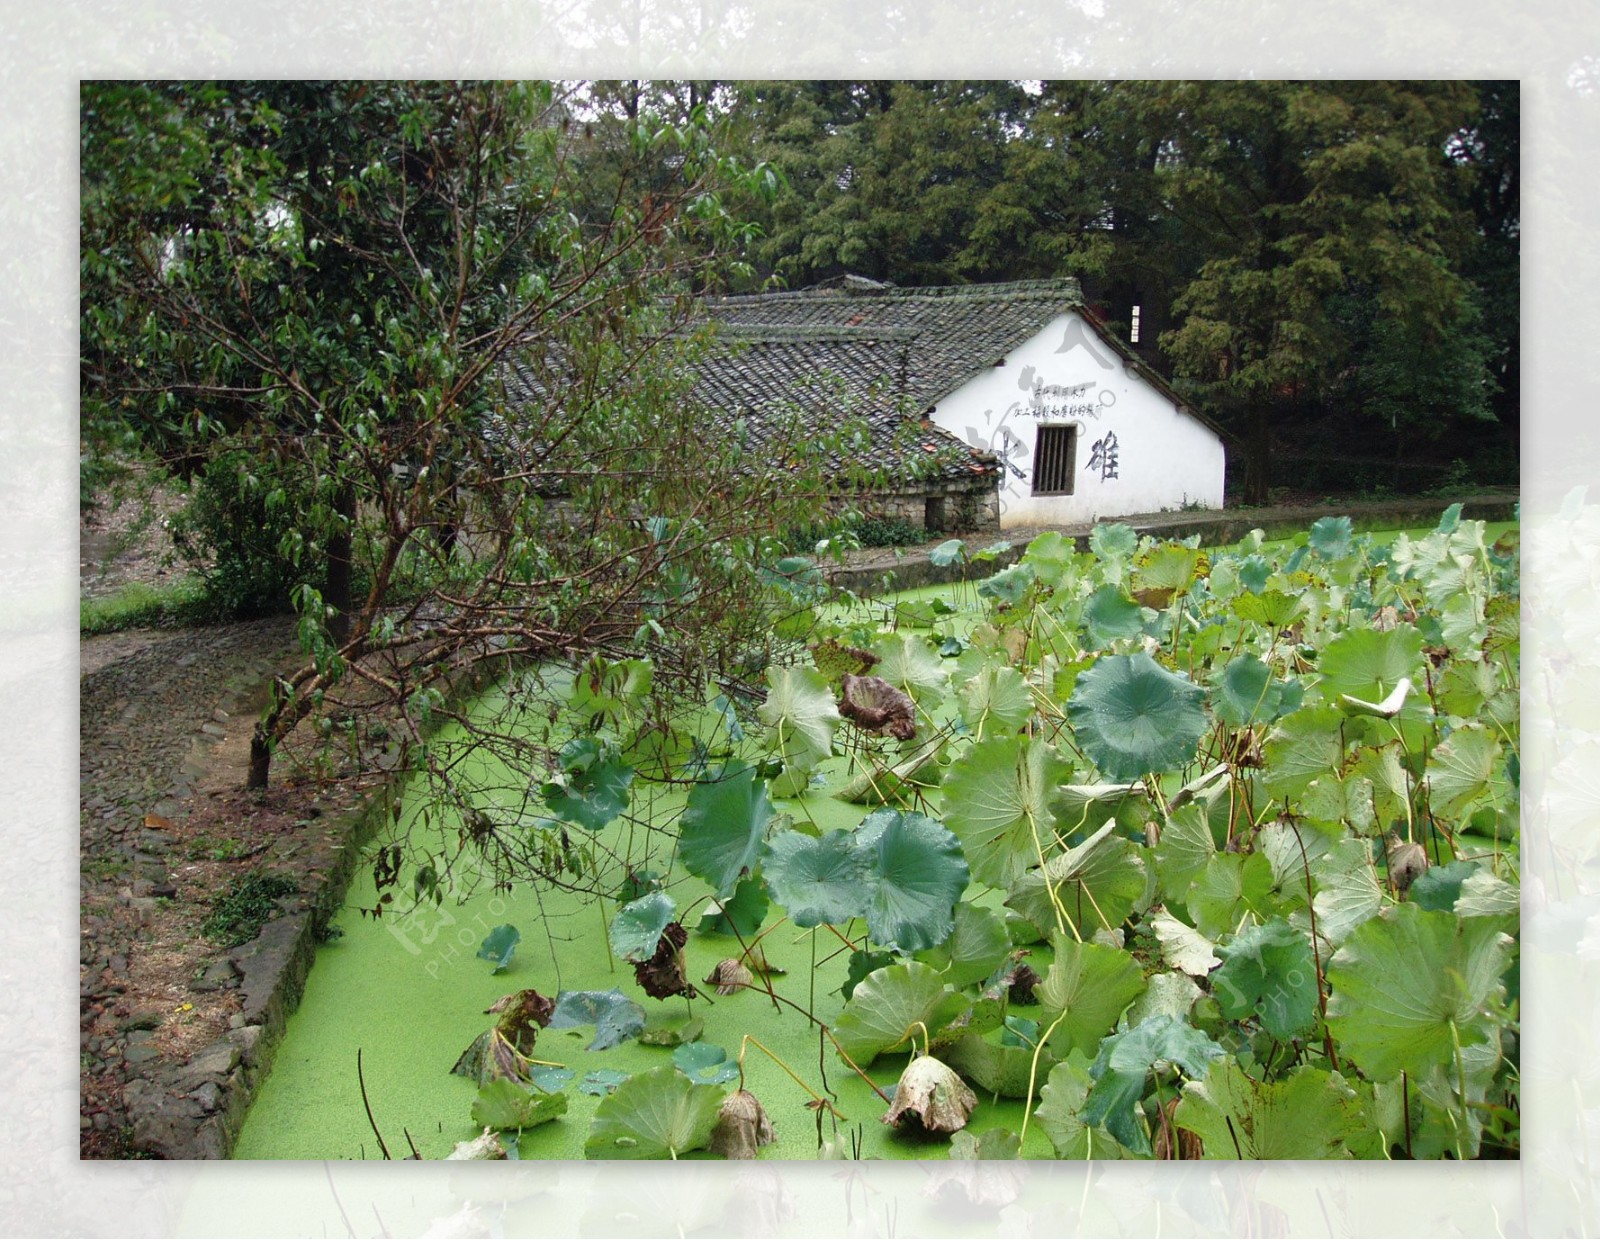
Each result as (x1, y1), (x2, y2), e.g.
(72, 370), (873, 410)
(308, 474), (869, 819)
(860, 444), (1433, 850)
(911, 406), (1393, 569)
(79, 617), (301, 1155)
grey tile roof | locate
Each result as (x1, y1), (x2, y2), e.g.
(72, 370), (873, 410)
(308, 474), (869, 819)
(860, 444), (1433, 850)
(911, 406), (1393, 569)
(690, 326), (999, 486)
(707, 277), (1086, 409)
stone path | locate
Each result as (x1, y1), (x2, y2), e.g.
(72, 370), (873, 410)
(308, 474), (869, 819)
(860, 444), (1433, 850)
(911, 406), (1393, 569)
(79, 617), (300, 1156)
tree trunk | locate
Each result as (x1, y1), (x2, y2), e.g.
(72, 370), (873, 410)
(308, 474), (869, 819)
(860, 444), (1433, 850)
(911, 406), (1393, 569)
(1242, 403), (1272, 505)
(327, 481), (355, 645)
(247, 723), (273, 790)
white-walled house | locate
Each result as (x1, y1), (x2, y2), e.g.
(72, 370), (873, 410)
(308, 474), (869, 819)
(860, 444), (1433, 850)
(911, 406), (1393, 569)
(708, 276), (1227, 531)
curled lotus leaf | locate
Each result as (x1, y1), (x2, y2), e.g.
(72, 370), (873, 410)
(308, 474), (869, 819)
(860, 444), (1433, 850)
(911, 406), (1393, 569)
(882, 1055), (978, 1136)
(839, 673), (918, 740)
(704, 959), (754, 995)
(710, 1089), (775, 1159)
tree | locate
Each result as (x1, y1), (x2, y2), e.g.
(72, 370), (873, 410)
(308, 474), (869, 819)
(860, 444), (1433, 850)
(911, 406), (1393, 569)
(81, 80), (816, 811)
(1120, 81), (1485, 502)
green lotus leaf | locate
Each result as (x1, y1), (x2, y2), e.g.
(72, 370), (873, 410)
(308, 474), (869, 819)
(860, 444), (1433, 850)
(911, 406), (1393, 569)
(1153, 802), (1216, 898)
(1006, 823), (1149, 941)
(696, 877), (770, 938)
(637, 1016), (703, 1048)
(944, 1031), (1056, 1099)
(1326, 903), (1514, 1082)
(1425, 725), (1508, 818)
(1056, 781), (1147, 836)
(834, 733), (943, 805)
(1089, 523), (1138, 561)
(1261, 706), (1347, 799)
(1407, 860), (1482, 912)
(872, 631), (950, 704)
(1034, 1053), (1137, 1159)
(929, 538), (968, 567)
(832, 961), (972, 1067)
(1211, 918), (1319, 1040)
(476, 923), (521, 973)
(1305, 838), (1385, 948)
(1232, 589), (1306, 629)
(1186, 850), (1280, 940)
(941, 735), (1070, 889)
(1236, 554), (1272, 594)
(855, 809), (970, 952)
(1308, 515), (1355, 559)
(1124, 971), (1203, 1027)
(757, 664), (841, 772)
(528, 1065), (575, 1092)
(577, 1068), (630, 1096)
(1083, 585), (1146, 648)
(471, 1079), (568, 1131)
(1021, 529), (1075, 582)
(1316, 626), (1424, 708)
(1134, 543), (1204, 597)
(1175, 1062), (1368, 1159)
(672, 1041), (740, 1086)
(678, 762), (774, 898)
(977, 562), (1035, 605)
(1036, 934), (1148, 1057)
(840, 949), (896, 1000)
(584, 1064), (725, 1159)
(761, 828), (870, 928)
(548, 989), (647, 1052)
(1209, 654), (1288, 727)
(608, 891), (676, 963)
(957, 662), (1034, 737)
(1067, 653), (1207, 781)
(542, 738), (634, 830)
(915, 900), (1011, 988)
(1082, 1015), (1227, 1157)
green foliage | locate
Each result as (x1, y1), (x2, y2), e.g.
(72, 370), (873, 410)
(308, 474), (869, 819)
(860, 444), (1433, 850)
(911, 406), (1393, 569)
(201, 872), (297, 947)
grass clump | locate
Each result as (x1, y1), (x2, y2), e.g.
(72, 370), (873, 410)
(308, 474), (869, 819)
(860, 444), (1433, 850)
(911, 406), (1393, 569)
(80, 577), (215, 635)
(201, 872), (298, 947)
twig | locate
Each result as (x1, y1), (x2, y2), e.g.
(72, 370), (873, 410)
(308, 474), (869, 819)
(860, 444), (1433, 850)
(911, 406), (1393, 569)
(356, 1047), (392, 1160)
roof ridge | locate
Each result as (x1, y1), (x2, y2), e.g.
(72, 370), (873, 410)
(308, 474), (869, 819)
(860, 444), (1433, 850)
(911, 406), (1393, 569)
(710, 323), (921, 344)
(710, 275), (1082, 307)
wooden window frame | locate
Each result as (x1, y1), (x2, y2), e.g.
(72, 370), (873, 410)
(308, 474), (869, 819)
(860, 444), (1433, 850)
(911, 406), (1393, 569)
(1031, 424), (1078, 497)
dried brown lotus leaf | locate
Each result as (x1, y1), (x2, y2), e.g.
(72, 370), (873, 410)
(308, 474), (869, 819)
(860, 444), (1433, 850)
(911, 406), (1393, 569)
(634, 922), (696, 999)
(710, 1088), (775, 1159)
(704, 958), (754, 995)
(1008, 963), (1041, 1006)
(1387, 838), (1429, 893)
(445, 1128), (507, 1160)
(839, 673), (918, 741)
(882, 1054), (978, 1136)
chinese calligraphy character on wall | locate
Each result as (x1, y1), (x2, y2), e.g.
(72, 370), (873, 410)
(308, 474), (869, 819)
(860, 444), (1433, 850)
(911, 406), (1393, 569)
(1087, 431), (1120, 481)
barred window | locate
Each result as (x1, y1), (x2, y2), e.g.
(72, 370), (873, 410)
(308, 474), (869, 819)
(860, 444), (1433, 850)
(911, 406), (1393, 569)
(1032, 425), (1077, 496)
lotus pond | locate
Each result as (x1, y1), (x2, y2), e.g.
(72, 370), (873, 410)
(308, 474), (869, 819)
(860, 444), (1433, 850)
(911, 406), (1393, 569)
(234, 509), (1520, 1161)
